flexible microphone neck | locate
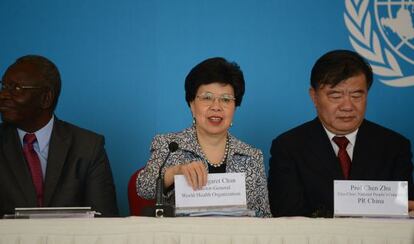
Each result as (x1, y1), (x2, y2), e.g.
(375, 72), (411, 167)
(157, 141), (179, 179)
(155, 141), (179, 207)
(141, 142), (178, 217)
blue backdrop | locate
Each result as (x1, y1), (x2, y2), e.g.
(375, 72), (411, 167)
(1, 0), (413, 216)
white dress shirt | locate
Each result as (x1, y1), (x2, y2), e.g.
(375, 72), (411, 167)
(17, 116), (55, 179)
(323, 126), (358, 161)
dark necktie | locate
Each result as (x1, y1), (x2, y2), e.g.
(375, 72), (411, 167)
(23, 133), (44, 207)
(333, 136), (351, 180)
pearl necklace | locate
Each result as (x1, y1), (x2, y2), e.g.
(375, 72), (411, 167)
(200, 136), (229, 168)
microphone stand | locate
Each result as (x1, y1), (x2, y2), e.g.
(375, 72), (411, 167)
(143, 142), (178, 217)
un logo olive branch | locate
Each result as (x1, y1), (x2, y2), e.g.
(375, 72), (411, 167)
(344, 0), (414, 87)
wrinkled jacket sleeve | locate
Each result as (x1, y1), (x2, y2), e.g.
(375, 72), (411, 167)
(250, 151), (272, 217)
(268, 137), (308, 217)
(136, 135), (169, 199)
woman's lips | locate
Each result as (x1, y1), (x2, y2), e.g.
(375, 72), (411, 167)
(208, 116), (223, 124)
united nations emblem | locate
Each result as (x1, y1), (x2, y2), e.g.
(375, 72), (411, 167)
(344, 0), (414, 87)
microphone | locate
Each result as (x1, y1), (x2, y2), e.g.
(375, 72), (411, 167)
(154, 141), (178, 217)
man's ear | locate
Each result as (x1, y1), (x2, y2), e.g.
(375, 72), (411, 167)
(41, 89), (54, 109)
(309, 87), (317, 107)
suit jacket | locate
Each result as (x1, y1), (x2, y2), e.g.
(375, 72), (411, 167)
(137, 126), (271, 217)
(0, 118), (119, 217)
(268, 118), (414, 217)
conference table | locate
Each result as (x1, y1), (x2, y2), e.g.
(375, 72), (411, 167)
(1, 216), (413, 244)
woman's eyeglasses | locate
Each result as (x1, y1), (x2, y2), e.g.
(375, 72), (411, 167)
(196, 92), (236, 107)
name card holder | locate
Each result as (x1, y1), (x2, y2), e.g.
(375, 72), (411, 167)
(334, 180), (408, 218)
(175, 173), (250, 216)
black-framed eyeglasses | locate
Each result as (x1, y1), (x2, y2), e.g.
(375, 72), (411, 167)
(0, 80), (44, 96)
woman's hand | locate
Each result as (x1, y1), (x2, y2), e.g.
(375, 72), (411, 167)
(179, 161), (208, 190)
(164, 161), (207, 190)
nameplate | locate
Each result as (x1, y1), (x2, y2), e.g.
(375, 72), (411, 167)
(334, 180), (408, 217)
(174, 173), (246, 208)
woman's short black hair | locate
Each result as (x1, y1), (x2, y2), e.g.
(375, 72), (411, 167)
(310, 50), (373, 90)
(185, 57), (245, 107)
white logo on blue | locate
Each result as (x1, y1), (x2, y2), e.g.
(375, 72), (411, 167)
(345, 0), (414, 87)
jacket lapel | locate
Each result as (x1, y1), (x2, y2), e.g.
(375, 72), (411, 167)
(43, 119), (71, 206)
(1, 125), (38, 205)
(350, 120), (375, 179)
(307, 118), (345, 180)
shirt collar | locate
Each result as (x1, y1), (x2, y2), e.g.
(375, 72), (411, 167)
(323, 125), (358, 146)
(18, 115), (55, 151)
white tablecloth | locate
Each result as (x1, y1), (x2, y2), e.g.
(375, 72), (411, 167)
(1, 217), (413, 244)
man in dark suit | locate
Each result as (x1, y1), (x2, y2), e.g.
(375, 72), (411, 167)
(0, 55), (118, 217)
(268, 50), (414, 217)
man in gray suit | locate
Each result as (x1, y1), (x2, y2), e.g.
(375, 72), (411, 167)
(0, 55), (118, 217)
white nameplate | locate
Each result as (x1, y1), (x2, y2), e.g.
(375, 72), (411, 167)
(174, 173), (246, 208)
(334, 180), (408, 217)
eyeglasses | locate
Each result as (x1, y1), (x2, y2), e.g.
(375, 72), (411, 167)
(0, 80), (44, 96)
(196, 92), (236, 107)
